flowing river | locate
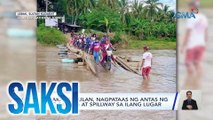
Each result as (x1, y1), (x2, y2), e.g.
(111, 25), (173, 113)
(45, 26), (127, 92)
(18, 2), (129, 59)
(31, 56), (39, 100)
(36, 47), (176, 120)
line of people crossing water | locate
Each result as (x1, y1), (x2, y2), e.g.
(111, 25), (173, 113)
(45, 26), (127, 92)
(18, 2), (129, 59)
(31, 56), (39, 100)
(69, 33), (153, 79)
(69, 33), (116, 65)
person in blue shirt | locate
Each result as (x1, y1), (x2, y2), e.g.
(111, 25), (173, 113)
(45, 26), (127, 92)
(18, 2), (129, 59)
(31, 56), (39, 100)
(89, 38), (101, 64)
(84, 36), (92, 52)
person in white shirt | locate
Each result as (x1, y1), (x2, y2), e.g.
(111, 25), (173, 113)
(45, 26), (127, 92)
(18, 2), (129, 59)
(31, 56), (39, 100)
(140, 46), (153, 80)
(181, 0), (208, 81)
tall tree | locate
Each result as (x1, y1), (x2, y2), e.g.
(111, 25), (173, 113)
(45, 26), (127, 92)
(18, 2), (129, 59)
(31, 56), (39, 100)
(157, 5), (175, 22)
(118, 0), (129, 25)
(83, 6), (122, 33)
(144, 0), (163, 21)
(97, 0), (118, 9)
(80, 0), (96, 14)
(67, 0), (96, 25)
(131, 0), (144, 19)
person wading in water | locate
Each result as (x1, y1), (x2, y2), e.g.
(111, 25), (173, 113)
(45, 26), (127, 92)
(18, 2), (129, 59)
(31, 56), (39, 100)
(140, 46), (153, 80)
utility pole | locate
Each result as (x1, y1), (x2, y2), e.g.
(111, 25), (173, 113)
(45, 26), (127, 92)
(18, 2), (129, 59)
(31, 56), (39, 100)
(45, 0), (48, 12)
(62, 15), (65, 23)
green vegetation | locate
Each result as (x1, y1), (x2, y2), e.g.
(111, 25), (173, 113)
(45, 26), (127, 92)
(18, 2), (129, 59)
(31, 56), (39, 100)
(111, 34), (176, 49)
(37, 24), (66, 46)
(37, 0), (176, 49)
(126, 39), (176, 49)
(80, 6), (123, 33)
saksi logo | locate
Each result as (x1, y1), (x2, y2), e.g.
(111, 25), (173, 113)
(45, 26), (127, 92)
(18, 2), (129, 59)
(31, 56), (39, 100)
(7, 81), (79, 115)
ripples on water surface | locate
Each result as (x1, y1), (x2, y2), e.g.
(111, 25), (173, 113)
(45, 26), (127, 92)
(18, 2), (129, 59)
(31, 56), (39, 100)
(36, 47), (176, 120)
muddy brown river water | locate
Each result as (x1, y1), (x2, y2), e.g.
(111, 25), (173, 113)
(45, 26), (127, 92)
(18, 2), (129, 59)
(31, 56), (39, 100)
(37, 47), (176, 93)
(1, 0), (212, 118)
(178, 9), (213, 120)
(36, 47), (176, 120)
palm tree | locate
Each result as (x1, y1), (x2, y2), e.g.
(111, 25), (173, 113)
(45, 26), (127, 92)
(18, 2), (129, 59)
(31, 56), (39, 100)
(160, 5), (176, 22)
(131, 0), (144, 19)
(118, 0), (129, 25)
(167, 10), (176, 22)
(144, 0), (163, 21)
(162, 5), (170, 19)
(98, 0), (118, 9)
(67, 0), (79, 24)
(162, 5), (170, 13)
(156, 5), (168, 21)
(67, 0), (96, 25)
(80, 0), (96, 14)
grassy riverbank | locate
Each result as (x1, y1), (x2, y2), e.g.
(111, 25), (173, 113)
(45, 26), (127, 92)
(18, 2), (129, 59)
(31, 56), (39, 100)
(36, 24), (67, 46)
(110, 32), (176, 50)
(37, 24), (176, 50)
(124, 39), (176, 50)
(37, 39), (176, 50)
(37, 37), (176, 50)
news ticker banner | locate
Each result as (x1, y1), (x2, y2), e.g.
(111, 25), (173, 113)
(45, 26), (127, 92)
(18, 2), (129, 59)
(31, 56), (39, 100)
(77, 93), (179, 110)
(7, 82), (180, 115)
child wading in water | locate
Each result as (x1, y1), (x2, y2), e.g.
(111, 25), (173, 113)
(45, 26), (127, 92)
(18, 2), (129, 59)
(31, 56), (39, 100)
(140, 46), (153, 80)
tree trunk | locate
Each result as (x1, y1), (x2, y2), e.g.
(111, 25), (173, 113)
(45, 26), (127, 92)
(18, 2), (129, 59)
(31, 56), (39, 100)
(106, 27), (110, 34)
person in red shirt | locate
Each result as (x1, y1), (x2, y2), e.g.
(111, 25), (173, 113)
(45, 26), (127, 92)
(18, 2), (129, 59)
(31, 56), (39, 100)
(89, 38), (101, 64)
(100, 39), (115, 65)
